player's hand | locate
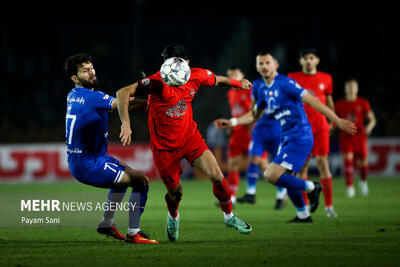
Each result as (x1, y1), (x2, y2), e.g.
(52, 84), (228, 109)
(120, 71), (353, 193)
(337, 119), (357, 135)
(213, 118), (232, 129)
(240, 79), (252, 90)
(120, 124), (132, 146)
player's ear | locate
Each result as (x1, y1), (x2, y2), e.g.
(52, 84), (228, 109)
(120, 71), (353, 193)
(71, 75), (78, 83)
(315, 57), (320, 65)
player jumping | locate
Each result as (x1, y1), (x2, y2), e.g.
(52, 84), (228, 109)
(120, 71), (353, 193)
(335, 78), (376, 197)
(116, 44), (253, 241)
(288, 48), (338, 217)
(65, 53), (158, 244)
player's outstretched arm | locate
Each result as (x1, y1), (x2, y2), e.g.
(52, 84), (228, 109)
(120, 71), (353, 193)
(302, 91), (357, 135)
(215, 75), (252, 90)
(214, 110), (255, 129)
(116, 82), (139, 146)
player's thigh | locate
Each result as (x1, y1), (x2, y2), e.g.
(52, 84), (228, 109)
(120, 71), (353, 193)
(299, 156), (311, 178)
(152, 149), (182, 190)
(192, 149), (224, 183)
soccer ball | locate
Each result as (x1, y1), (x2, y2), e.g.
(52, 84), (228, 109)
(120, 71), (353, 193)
(160, 57), (191, 87)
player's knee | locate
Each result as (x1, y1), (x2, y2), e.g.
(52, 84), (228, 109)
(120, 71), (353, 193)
(209, 170), (224, 183)
(167, 184), (183, 202)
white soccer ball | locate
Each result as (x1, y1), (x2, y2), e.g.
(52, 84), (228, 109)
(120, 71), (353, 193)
(160, 57), (191, 87)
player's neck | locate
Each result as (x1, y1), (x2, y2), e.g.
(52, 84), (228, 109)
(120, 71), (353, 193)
(346, 96), (357, 102)
(302, 68), (317, 75)
(263, 72), (277, 86)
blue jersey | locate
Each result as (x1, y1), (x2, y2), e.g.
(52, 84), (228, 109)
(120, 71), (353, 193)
(66, 87), (115, 168)
(251, 78), (281, 129)
(255, 74), (312, 142)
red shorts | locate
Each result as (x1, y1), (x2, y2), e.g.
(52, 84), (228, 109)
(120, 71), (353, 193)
(151, 131), (209, 189)
(340, 134), (367, 159)
(228, 127), (251, 158)
(311, 126), (330, 156)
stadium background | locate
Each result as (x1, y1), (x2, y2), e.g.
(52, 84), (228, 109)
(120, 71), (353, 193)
(0, 2), (394, 181)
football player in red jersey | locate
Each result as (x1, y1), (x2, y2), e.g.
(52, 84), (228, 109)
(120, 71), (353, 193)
(116, 44), (253, 241)
(224, 66), (252, 204)
(335, 78), (376, 197)
(288, 48), (337, 217)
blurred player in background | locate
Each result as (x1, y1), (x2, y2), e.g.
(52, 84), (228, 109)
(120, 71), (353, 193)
(117, 43), (253, 241)
(223, 66), (252, 205)
(288, 48), (337, 217)
(251, 51), (356, 222)
(64, 53), (158, 244)
(335, 78), (376, 197)
(214, 60), (286, 210)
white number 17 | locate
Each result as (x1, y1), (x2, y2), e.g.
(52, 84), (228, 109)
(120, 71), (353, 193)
(66, 114), (77, 144)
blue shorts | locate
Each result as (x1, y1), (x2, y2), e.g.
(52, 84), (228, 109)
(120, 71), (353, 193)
(273, 137), (313, 174)
(70, 155), (126, 189)
(248, 125), (281, 159)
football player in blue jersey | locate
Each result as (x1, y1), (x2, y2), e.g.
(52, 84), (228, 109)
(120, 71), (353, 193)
(253, 51), (356, 222)
(217, 51), (356, 222)
(214, 61), (287, 210)
(64, 53), (158, 243)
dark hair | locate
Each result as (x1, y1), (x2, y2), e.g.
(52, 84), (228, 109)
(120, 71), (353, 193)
(64, 53), (93, 77)
(299, 47), (319, 58)
(345, 77), (358, 84)
(227, 65), (241, 71)
(257, 50), (274, 57)
(161, 43), (188, 61)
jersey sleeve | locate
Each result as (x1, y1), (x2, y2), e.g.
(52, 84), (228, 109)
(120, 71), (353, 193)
(195, 68), (216, 87)
(282, 78), (307, 100)
(363, 99), (371, 114)
(88, 91), (115, 110)
(137, 74), (164, 95)
(326, 74), (333, 95)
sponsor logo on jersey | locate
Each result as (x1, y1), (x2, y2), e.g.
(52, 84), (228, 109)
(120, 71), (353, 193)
(274, 109), (291, 120)
(103, 94), (110, 99)
(319, 83), (325, 90)
(68, 96), (85, 105)
(190, 88), (196, 97)
(206, 70), (213, 77)
(165, 99), (187, 118)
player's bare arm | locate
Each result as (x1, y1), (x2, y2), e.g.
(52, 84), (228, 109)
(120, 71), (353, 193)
(111, 97), (147, 111)
(116, 82), (139, 146)
(215, 75), (252, 90)
(302, 91), (357, 135)
(365, 110), (376, 136)
(214, 99), (256, 129)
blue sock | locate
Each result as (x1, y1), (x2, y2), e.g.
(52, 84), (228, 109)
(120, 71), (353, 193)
(287, 188), (306, 211)
(246, 163), (259, 194)
(274, 173), (307, 191)
(102, 186), (128, 224)
(129, 185), (149, 229)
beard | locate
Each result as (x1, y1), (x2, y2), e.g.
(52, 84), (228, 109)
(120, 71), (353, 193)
(78, 76), (98, 89)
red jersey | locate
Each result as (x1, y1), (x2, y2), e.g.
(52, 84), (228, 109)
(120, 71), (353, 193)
(335, 97), (371, 138)
(287, 71), (333, 130)
(138, 68), (216, 150)
(227, 87), (252, 133)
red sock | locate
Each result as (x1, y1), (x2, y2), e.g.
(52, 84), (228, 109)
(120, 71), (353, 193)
(320, 177), (333, 207)
(302, 177), (309, 206)
(344, 158), (354, 187)
(360, 165), (368, 182)
(213, 178), (232, 214)
(227, 171), (239, 197)
(165, 193), (179, 218)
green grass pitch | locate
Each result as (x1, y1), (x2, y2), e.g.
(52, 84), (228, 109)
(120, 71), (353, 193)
(0, 177), (399, 266)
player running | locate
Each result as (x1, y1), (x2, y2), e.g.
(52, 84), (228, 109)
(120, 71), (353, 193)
(65, 53), (158, 244)
(221, 66), (252, 205)
(288, 48), (337, 217)
(214, 58), (285, 210)
(251, 51), (356, 222)
(335, 78), (376, 197)
(117, 44), (253, 241)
